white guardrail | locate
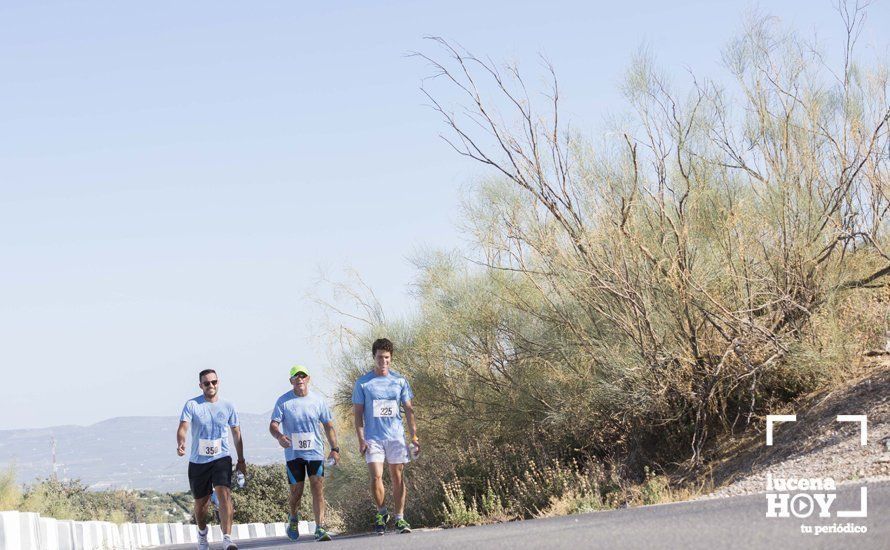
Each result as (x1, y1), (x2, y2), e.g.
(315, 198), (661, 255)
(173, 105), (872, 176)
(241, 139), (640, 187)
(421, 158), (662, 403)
(0, 511), (316, 550)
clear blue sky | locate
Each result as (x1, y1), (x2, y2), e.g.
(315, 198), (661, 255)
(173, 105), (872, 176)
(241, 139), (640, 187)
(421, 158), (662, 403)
(1, 1), (887, 430)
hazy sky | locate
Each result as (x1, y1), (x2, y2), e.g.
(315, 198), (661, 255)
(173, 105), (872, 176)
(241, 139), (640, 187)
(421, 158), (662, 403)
(2, 1), (887, 430)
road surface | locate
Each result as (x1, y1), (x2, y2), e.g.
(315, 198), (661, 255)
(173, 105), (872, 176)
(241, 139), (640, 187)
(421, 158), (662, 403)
(164, 480), (889, 549)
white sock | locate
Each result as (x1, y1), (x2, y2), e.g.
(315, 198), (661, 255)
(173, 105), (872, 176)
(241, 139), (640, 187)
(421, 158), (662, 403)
(198, 527), (208, 535)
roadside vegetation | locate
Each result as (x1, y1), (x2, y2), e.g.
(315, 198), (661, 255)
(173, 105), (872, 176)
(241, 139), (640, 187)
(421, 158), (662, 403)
(321, 1), (890, 532)
(0, 467), (183, 523)
(231, 463), (343, 530)
(1, 1), (886, 535)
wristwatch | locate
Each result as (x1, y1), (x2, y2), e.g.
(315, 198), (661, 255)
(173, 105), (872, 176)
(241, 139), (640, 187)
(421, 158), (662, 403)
(331, 447), (340, 453)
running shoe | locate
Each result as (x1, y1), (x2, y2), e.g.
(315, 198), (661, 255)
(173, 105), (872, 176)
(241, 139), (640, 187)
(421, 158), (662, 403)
(286, 514), (301, 541)
(314, 526), (332, 541)
(197, 530), (209, 550)
(373, 512), (389, 535)
(223, 538), (238, 550)
(396, 518), (412, 534)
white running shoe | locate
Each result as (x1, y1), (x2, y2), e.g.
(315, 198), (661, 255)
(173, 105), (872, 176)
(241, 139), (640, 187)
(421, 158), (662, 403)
(223, 535), (238, 550)
(196, 529), (210, 550)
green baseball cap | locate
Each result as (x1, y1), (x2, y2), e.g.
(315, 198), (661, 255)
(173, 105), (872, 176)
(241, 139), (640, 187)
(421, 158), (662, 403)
(289, 365), (310, 378)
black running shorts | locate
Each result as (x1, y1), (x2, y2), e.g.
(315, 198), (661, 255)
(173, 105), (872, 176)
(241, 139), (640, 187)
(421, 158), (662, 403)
(285, 457), (324, 484)
(188, 456), (233, 499)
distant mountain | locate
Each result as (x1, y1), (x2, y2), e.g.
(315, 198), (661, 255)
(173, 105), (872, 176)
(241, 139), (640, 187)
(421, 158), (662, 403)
(0, 413), (286, 492)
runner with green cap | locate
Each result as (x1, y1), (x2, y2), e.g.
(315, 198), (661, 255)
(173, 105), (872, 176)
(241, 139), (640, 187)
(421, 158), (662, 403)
(269, 364), (340, 542)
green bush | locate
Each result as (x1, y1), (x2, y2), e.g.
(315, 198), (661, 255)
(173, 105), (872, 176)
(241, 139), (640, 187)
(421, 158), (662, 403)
(17, 477), (163, 523)
(440, 480), (483, 527)
(0, 467), (21, 510)
(231, 463), (343, 530)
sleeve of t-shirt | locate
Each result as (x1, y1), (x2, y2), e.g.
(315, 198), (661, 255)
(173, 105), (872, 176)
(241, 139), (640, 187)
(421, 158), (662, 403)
(270, 397), (284, 423)
(400, 378), (414, 403)
(228, 405), (240, 427)
(179, 401), (193, 423)
(319, 399), (333, 424)
(351, 379), (364, 405)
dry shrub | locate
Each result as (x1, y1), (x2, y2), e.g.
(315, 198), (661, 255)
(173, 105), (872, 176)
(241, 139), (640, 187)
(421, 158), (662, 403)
(324, 1), (889, 532)
(410, 2), (890, 468)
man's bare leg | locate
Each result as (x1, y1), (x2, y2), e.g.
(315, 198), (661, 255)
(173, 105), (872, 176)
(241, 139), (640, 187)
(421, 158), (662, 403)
(289, 481), (305, 517)
(214, 486), (233, 535)
(308, 475), (325, 525)
(367, 461), (386, 509)
(194, 495), (210, 531)
(389, 463), (406, 516)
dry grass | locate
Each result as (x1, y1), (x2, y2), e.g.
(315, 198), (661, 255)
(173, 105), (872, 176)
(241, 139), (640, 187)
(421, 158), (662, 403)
(699, 359), (890, 492)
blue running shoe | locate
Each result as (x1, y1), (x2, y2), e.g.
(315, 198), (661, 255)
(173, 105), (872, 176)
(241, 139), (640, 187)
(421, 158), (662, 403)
(286, 514), (300, 541)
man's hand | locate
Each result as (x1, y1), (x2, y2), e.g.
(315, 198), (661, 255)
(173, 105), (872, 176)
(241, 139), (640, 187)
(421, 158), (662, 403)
(176, 421), (188, 457)
(277, 434), (292, 449)
(236, 459), (247, 474)
(328, 450), (341, 465)
(411, 438), (421, 457)
(358, 438), (368, 455)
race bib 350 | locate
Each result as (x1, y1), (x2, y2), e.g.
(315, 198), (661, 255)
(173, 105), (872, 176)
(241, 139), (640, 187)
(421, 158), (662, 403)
(199, 438), (222, 457)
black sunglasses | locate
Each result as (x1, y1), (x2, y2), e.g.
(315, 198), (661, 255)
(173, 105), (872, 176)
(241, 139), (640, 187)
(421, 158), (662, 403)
(202, 379), (219, 387)
(291, 373), (308, 380)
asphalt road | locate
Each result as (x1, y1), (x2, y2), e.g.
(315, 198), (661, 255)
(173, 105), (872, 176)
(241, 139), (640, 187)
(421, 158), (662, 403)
(164, 480), (889, 550)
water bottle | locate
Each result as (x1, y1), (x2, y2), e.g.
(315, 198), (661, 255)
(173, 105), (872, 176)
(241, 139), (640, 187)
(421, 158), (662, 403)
(409, 442), (419, 460)
(235, 471), (246, 488)
(325, 457), (336, 467)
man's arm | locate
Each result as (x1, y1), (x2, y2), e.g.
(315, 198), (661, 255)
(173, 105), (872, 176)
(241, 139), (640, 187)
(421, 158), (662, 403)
(403, 399), (420, 455)
(231, 426), (246, 473)
(269, 421), (291, 449)
(176, 421), (188, 456)
(353, 404), (368, 454)
(323, 421), (340, 464)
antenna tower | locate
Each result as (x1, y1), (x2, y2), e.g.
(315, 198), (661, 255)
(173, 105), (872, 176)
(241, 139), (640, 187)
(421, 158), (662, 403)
(51, 436), (57, 479)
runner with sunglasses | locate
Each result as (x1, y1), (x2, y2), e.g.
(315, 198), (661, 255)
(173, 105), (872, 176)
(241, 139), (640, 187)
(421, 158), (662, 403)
(269, 365), (340, 542)
(177, 369), (246, 550)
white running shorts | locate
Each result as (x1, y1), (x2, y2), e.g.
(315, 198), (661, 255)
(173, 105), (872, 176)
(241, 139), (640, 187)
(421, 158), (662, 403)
(364, 439), (410, 464)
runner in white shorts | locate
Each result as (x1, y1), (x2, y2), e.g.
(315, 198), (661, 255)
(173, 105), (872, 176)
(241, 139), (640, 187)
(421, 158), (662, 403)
(352, 338), (419, 535)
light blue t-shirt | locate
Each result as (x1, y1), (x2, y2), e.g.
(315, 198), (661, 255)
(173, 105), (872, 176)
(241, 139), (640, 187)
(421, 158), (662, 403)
(351, 370), (413, 442)
(179, 395), (240, 464)
(270, 391), (333, 461)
